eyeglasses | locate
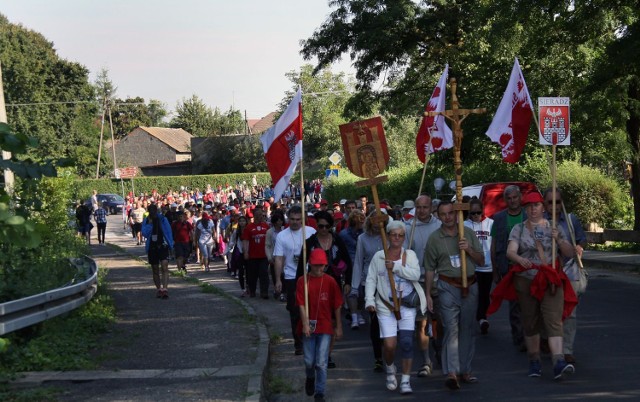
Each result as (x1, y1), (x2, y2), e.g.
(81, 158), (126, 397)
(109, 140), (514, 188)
(389, 233), (405, 238)
(469, 211), (482, 216)
(317, 224), (331, 229)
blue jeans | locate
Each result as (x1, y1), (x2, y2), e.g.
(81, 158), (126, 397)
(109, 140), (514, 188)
(303, 333), (331, 395)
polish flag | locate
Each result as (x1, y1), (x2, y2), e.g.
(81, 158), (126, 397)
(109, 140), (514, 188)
(486, 58), (534, 163)
(260, 88), (303, 203)
(416, 65), (453, 163)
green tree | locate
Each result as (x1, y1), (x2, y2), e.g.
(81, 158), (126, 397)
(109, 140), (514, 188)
(170, 94), (216, 137)
(0, 14), (99, 173)
(302, 0), (638, 225)
(213, 106), (246, 135)
(280, 64), (353, 166)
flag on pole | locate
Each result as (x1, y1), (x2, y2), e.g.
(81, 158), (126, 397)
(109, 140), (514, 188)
(415, 64), (453, 163)
(486, 58), (534, 163)
(260, 88), (303, 203)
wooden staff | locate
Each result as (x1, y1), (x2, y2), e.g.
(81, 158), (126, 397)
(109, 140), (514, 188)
(356, 175), (401, 320)
(425, 78), (486, 297)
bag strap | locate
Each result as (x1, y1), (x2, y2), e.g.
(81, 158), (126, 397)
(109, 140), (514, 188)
(526, 220), (547, 266)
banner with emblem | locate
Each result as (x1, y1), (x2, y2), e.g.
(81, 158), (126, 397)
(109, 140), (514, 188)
(539, 97), (570, 146)
(339, 117), (389, 179)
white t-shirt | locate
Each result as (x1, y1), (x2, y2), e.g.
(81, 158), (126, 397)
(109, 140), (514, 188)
(273, 226), (316, 280)
(464, 218), (494, 273)
(197, 219), (215, 244)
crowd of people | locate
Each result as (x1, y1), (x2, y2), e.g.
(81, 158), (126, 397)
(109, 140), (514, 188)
(80, 181), (587, 400)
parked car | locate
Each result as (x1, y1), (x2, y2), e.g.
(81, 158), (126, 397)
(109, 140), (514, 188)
(96, 194), (125, 215)
(453, 182), (539, 218)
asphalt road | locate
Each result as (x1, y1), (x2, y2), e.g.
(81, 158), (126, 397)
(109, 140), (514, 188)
(98, 215), (640, 401)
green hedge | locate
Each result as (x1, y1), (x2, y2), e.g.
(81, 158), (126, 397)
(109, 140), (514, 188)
(323, 156), (630, 228)
(72, 172), (273, 200)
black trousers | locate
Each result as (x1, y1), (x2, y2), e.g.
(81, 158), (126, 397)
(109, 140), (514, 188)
(285, 278), (302, 351)
(97, 222), (107, 243)
(246, 258), (269, 296)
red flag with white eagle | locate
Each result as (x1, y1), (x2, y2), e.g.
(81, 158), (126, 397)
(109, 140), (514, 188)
(486, 58), (534, 163)
(415, 64), (453, 163)
(260, 88), (303, 202)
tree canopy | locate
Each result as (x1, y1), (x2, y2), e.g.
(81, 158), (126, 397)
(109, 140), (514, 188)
(302, 0), (639, 227)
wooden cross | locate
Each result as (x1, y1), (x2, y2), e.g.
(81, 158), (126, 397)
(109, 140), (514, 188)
(425, 78), (486, 295)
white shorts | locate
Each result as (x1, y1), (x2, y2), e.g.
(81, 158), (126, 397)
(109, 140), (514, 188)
(378, 305), (416, 338)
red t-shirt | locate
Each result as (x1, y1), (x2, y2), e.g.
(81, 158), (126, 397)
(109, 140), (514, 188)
(296, 274), (343, 335)
(172, 220), (193, 243)
(241, 221), (270, 259)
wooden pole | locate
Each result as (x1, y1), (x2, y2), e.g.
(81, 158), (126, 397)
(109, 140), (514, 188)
(300, 158), (309, 319)
(96, 99), (106, 178)
(0, 61), (15, 194)
(551, 144), (557, 270)
(370, 182), (401, 319)
(425, 78), (486, 297)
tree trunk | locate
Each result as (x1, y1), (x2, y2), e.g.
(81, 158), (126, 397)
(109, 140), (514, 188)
(628, 79), (640, 230)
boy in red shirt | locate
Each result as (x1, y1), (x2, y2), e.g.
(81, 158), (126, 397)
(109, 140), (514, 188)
(298, 248), (343, 402)
(242, 207), (271, 298)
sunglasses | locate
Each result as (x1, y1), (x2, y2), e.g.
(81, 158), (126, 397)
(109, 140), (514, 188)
(317, 224), (331, 229)
(469, 211), (482, 216)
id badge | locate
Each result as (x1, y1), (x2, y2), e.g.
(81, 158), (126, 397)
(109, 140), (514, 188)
(533, 228), (545, 241)
(450, 254), (461, 268)
(151, 234), (158, 242)
(309, 320), (317, 333)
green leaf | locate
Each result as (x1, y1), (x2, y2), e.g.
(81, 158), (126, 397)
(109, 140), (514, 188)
(5, 215), (26, 225)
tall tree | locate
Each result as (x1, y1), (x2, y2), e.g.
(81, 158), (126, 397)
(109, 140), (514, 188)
(0, 14), (99, 176)
(170, 94), (216, 137)
(279, 64), (353, 165)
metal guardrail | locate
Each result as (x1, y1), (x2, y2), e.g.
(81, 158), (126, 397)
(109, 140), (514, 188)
(0, 256), (98, 336)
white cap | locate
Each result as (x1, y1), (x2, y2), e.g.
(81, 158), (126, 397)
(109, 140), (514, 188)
(402, 200), (415, 210)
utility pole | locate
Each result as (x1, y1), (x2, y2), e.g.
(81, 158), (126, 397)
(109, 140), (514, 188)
(0, 61), (15, 193)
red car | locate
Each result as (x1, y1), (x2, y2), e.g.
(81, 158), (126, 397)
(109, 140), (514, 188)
(454, 182), (539, 218)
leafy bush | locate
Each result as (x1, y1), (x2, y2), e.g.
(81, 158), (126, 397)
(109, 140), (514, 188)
(72, 172), (272, 201)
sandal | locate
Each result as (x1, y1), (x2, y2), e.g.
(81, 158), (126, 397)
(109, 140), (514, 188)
(417, 364), (432, 377)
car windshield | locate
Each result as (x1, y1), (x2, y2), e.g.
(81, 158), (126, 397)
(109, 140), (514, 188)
(104, 195), (124, 203)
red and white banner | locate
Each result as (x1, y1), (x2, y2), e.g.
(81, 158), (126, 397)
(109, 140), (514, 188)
(538, 97), (570, 145)
(486, 58), (534, 163)
(260, 88), (303, 202)
(415, 65), (453, 163)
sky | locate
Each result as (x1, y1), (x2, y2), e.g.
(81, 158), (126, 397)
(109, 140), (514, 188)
(1, 0), (354, 119)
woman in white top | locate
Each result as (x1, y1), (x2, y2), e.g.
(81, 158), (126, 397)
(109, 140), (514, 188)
(196, 212), (216, 272)
(365, 220), (426, 396)
(464, 198), (494, 335)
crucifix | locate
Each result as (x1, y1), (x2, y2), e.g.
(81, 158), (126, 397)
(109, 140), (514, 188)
(425, 78), (486, 296)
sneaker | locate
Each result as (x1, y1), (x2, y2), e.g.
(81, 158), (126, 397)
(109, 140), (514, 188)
(528, 360), (542, 377)
(399, 381), (412, 395)
(314, 394), (325, 402)
(480, 319), (489, 335)
(161, 289), (169, 299)
(240, 290), (248, 298)
(445, 375), (460, 390)
(564, 354), (576, 365)
(328, 356), (336, 369)
(553, 359), (575, 380)
(386, 365), (397, 391)
(156, 289), (163, 298)
(358, 315), (366, 325)
(351, 321), (359, 330)
(373, 359), (384, 372)
(305, 377), (315, 396)
(417, 363), (432, 377)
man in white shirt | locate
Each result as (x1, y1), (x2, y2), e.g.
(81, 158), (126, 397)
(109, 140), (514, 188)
(274, 205), (316, 355)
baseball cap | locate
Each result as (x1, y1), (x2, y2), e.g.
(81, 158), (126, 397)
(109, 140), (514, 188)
(522, 192), (544, 205)
(402, 200), (415, 210)
(320, 200), (328, 205)
(309, 248), (328, 265)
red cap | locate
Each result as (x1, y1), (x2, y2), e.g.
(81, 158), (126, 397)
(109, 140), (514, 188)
(333, 211), (344, 220)
(521, 192), (544, 205)
(320, 200), (328, 205)
(314, 203), (320, 209)
(309, 248), (328, 265)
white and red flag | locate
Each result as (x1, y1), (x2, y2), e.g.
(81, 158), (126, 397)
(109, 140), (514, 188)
(486, 58), (534, 163)
(260, 88), (303, 203)
(415, 64), (453, 163)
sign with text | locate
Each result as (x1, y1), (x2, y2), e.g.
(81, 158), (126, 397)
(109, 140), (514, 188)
(539, 97), (570, 145)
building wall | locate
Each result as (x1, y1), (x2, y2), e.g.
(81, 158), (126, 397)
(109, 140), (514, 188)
(115, 128), (177, 167)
